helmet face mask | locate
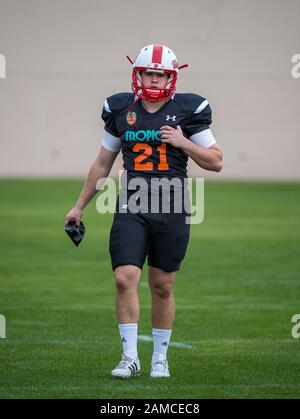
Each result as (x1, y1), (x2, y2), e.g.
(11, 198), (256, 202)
(130, 44), (179, 102)
(132, 68), (177, 102)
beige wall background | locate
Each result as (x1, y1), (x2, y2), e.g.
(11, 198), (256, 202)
(0, 0), (299, 180)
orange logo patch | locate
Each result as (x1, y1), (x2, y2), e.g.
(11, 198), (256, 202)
(127, 112), (137, 125)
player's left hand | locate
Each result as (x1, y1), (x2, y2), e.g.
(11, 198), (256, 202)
(160, 125), (188, 148)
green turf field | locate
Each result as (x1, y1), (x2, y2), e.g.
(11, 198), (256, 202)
(0, 179), (299, 399)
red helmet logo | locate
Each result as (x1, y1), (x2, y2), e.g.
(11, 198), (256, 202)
(171, 59), (178, 69)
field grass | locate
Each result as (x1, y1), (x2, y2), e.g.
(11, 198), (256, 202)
(0, 179), (300, 399)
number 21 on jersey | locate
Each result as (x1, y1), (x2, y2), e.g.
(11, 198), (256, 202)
(133, 143), (169, 171)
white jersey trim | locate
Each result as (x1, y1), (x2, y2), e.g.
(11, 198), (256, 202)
(104, 99), (111, 113)
(194, 99), (209, 114)
(102, 130), (121, 152)
(189, 128), (216, 148)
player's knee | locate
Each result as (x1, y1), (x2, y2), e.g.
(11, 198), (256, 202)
(114, 266), (140, 292)
(115, 276), (132, 292)
(150, 282), (173, 299)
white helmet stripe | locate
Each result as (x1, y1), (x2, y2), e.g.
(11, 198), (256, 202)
(133, 44), (178, 72)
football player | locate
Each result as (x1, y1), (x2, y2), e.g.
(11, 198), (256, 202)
(65, 44), (223, 379)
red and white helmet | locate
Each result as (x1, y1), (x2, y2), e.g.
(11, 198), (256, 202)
(127, 44), (188, 102)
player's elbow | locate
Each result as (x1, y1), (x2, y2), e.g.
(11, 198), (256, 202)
(213, 158), (223, 172)
(208, 146), (223, 172)
(209, 152), (223, 172)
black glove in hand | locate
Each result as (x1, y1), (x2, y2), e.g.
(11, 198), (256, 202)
(65, 221), (85, 247)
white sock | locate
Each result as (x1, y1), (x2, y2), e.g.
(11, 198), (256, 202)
(152, 328), (172, 363)
(118, 323), (138, 360)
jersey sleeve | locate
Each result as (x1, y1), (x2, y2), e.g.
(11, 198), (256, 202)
(102, 130), (121, 152)
(101, 98), (120, 137)
(183, 100), (213, 138)
(189, 128), (216, 148)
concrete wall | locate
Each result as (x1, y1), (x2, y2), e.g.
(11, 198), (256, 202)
(0, 0), (299, 179)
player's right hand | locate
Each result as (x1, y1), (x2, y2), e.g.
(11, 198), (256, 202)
(64, 207), (82, 227)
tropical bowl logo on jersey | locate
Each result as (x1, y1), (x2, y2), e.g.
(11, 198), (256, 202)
(125, 130), (161, 142)
(126, 111), (137, 125)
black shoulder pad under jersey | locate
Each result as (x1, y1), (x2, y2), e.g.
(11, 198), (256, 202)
(101, 93), (135, 137)
(173, 93), (208, 115)
(174, 93), (212, 137)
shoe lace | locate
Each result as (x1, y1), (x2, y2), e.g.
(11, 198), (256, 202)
(117, 355), (133, 369)
(153, 359), (168, 369)
(155, 361), (165, 366)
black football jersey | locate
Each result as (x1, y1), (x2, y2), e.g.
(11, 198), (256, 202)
(101, 93), (212, 181)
